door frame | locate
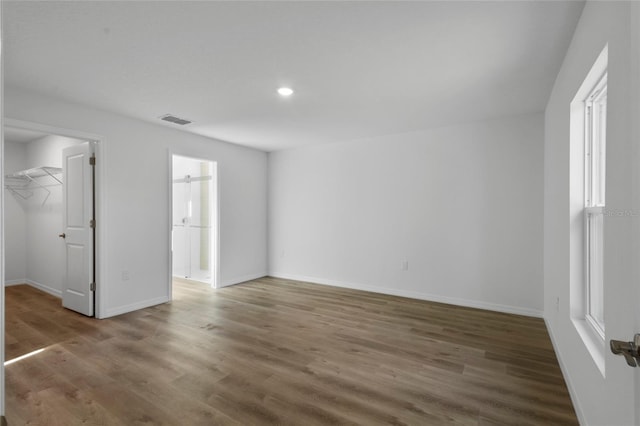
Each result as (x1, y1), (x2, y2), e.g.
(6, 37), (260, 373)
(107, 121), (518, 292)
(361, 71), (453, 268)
(4, 118), (107, 318)
(168, 150), (219, 297)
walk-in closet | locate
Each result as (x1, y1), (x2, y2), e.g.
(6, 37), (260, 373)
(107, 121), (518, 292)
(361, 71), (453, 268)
(4, 127), (84, 297)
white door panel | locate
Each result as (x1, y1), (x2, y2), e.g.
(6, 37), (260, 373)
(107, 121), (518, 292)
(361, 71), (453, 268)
(606, 6), (640, 422)
(62, 142), (94, 317)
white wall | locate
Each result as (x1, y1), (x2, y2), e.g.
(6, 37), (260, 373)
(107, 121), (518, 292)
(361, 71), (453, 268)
(5, 86), (268, 318)
(269, 113), (544, 316)
(0, 4), (5, 414)
(4, 141), (27, 283)
(544, 2), (637, 425)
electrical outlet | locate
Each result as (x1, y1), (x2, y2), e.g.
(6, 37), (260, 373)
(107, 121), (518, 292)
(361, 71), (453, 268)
(122, 271), (130, 281)
(401, 260), (409, 271)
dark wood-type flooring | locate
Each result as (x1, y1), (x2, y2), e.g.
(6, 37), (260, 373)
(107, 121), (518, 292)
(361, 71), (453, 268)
(5, 277), (578, 425)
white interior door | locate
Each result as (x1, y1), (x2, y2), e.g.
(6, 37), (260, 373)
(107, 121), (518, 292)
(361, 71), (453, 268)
(605, 12), (640, 421)
(634, 8), (640, 421)
(630, 7), (640, 422)
(61, 142), (94, 316)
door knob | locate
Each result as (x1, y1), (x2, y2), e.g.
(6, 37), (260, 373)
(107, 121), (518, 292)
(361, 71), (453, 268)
(610, 334), (640, 367)
(58, 233), (66, 239)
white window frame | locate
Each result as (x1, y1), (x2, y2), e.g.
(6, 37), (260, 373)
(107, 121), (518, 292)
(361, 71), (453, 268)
(583, 72), (607, 340)
(569, 45), (608, 375)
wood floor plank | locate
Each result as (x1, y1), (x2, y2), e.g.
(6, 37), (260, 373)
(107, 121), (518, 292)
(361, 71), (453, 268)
(5, 279), (578, 425)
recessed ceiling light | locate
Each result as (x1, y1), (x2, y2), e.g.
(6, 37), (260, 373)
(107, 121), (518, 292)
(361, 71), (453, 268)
(277, 87), (294, 96)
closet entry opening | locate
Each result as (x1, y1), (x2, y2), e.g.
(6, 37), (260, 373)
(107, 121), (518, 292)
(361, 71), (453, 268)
(171, 155), (217, 288)
(4, 125), (97, 317)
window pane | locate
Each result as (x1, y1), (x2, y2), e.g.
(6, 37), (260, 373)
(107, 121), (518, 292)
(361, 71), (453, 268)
(584, 75), (606, 337)
(593, 87), (607, 206)
(587, 211), (605, 332)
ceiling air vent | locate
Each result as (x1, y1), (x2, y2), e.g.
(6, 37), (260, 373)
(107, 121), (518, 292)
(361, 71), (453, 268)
(160, 114), (192, 126)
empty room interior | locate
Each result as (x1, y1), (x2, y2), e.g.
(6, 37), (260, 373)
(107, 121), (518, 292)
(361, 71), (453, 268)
(1, 1), (640, 425)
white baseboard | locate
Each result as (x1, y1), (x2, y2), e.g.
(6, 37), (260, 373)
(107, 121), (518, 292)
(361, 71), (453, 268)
(544, 317), (585, 426)
(103, 295), (171, 319)
(102, 272), (267, 317)
(24, 279), (62, 298)
(269, 272), (543, 318)
(5, 279), (26, 286)
(219, 272), (267, 288)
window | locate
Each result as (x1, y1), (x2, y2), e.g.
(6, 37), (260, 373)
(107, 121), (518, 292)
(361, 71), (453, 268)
(584, 71), (607, 338)
(569, 45), (608, 373)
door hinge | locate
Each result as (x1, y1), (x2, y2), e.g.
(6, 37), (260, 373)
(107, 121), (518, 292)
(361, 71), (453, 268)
(90, 219), (96, 228)
(90, 155), (96, 166)
(90, 282), (96, 292)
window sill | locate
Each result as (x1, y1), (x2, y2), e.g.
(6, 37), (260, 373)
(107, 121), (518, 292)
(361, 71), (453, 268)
(572, 318), (606, 377)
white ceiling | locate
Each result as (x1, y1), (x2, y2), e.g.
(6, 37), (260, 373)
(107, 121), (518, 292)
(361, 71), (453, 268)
(4, 1), (584, 152)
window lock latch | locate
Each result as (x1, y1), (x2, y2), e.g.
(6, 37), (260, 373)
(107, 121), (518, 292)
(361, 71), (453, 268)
(610, 334), (640, 367)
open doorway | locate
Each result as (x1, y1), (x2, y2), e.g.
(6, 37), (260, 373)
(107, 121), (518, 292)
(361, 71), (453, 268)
(4, 127), (92, 309)
(171, 154), (218, 288)
(3, 119), (104, 319)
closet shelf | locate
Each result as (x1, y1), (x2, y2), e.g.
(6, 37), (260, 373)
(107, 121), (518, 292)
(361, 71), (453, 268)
(5, 166), (63, 205)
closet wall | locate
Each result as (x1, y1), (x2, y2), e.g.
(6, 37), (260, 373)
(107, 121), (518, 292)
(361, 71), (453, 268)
(5, 141), (27, 283)
(5, 134), (83, 296)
